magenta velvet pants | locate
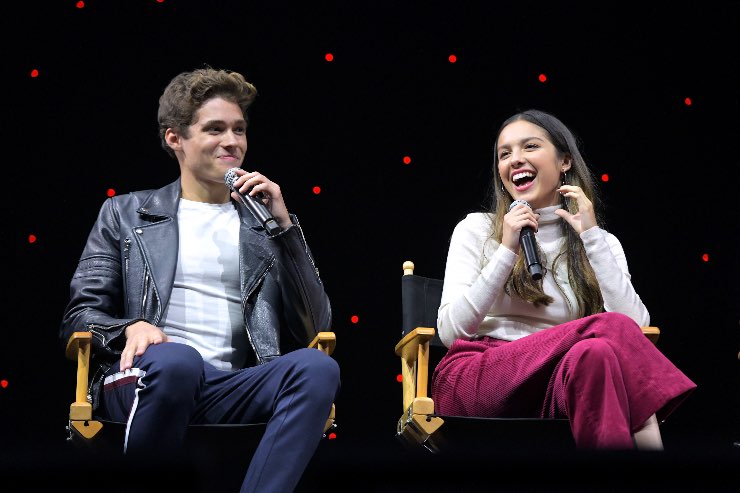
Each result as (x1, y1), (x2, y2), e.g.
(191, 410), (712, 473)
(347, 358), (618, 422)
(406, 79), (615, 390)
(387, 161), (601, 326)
(431, 312), (696, 449)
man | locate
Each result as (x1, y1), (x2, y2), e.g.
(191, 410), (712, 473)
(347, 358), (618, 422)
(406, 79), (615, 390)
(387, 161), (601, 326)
(60, 67), (340, 492)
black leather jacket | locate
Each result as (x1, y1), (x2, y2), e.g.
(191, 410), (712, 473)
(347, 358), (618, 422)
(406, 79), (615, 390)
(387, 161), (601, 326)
(60, 178), (332, 410)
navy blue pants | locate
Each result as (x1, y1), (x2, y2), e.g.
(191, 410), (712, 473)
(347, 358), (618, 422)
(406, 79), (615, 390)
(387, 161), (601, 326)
(100, 342), (340, 493)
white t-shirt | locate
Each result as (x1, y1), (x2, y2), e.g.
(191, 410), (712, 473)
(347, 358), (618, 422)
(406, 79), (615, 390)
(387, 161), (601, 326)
(162, 198), (248, 369)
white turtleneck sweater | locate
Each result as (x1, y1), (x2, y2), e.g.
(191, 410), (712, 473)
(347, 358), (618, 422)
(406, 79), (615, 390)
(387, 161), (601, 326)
(437, 205), (650, 348)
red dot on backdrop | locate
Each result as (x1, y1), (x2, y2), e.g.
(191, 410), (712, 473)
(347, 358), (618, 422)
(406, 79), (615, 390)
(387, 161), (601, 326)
(396, 374), (403, 383)
(403, 156), (411, 165)
(28, 234), (37, 244)
(448, 54), (457, 63)
(325, 53), (334, 62)
(312, 186), (321, 195)
(76, 1), (85, 8)
(107, 188), (116, 197)
(328, 432), (337, 440)
(684, 97), (692, 106)
(601, 174), (609, 182)
(702, 253), (709, 262)
(350, 315), (359, 324)
(538, 73), (547, 82)
(1, 380), (8, 389)
(30, 69), (39, 78)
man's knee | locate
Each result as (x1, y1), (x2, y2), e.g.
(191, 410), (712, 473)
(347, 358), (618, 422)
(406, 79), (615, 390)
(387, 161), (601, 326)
(137, 342), (204, 385)
(298, 347), (339, 374)
(289, 348), (341, 397)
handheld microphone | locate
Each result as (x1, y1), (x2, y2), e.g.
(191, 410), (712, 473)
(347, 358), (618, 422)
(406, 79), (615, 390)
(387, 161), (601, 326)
(508, 200), (543, 280)
(224, 167), (282, 237)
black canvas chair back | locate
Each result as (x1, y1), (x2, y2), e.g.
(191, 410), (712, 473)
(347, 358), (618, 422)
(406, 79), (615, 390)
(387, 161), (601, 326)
(401, 268), (444, 348)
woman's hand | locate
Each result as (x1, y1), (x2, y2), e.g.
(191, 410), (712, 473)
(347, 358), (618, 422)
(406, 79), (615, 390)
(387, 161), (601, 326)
(502, 202), (539, 253)
(121, 321), (168, 371)
(554, 185), (597, 234)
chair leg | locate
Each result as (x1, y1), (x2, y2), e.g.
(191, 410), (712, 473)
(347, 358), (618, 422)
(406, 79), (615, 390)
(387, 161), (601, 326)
(323, 404), (336, 435)
(66, 332), (105, 441)
(396, 397), (444, 450)
(68, 417), (104, 441)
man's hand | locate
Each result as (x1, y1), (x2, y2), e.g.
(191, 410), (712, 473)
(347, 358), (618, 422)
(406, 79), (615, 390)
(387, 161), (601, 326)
(120, 321), (168, 371)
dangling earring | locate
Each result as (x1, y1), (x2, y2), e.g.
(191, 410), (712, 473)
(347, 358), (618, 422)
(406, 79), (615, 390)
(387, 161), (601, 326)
(560, 171), (569, 207)
(500, 182), (505, 193)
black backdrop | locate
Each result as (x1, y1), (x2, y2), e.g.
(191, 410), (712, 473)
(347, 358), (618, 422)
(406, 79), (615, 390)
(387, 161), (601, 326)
(2, 0), (739, 489)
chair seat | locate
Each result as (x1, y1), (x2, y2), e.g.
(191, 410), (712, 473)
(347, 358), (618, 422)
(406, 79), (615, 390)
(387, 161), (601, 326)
(68, 419), (268, 456)
(421, 415), (575, 454)
(68, 419), (268, 490)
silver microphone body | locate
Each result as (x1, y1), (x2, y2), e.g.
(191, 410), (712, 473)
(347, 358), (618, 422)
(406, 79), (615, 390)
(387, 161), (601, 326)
(224, 167), (281, 236)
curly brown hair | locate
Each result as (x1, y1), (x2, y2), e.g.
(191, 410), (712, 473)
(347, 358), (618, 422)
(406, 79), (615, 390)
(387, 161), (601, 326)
(157, 67), (258, 158)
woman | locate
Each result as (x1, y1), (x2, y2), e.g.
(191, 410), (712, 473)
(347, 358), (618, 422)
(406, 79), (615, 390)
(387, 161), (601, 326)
(432, 109), (696, 449)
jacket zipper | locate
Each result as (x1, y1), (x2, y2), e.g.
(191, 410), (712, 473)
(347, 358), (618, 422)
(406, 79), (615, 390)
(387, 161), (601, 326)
(142, 272), (151, 319)
(85, 325), (109, 402)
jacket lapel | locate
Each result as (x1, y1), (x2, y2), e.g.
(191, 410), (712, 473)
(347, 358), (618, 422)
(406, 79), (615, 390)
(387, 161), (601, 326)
(132, 180), (181, 320)
(238, 208), (275, 299)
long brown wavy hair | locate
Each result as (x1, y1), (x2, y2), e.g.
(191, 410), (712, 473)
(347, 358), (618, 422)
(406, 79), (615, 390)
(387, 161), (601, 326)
(487, 109), (605, 317)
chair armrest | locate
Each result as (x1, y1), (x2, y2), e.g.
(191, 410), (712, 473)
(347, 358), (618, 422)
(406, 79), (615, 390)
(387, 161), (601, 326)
(394, 327), (436, 360)
(309, 331), (336, 356)
(65, 331), (92, 361)
(641, 326), (660, 345)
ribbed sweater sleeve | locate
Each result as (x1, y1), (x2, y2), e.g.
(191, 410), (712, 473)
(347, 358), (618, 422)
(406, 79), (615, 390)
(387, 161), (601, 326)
(581, 226), (650, 326)
(437, 214), (517, 348)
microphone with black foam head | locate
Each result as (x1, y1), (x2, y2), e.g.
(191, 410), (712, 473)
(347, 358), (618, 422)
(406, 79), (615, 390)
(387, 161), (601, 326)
(508, 199), (543, 280)
(224, 167), (282, 237)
